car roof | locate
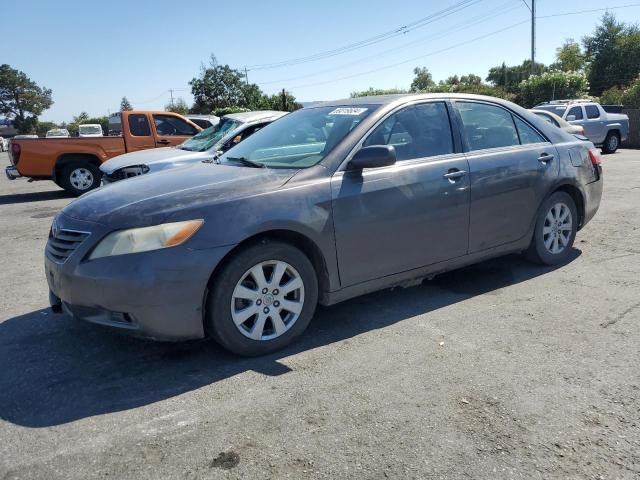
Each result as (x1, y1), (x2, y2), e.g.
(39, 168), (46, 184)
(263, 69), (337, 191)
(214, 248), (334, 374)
(223, 111), (286, 123)
(307, 93), (520, 109)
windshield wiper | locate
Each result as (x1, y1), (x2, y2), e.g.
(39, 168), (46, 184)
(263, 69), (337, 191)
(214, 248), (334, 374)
(226, 156), (265, 168)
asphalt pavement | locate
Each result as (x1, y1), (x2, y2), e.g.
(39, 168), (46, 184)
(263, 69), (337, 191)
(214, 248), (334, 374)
(0, 150), (638, 479)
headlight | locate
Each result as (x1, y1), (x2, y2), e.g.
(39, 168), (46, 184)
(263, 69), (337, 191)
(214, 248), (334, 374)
(88, 220), (204, 260)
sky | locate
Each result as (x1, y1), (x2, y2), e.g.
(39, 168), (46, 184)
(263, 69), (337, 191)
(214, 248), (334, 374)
(4, 0), (640, 123)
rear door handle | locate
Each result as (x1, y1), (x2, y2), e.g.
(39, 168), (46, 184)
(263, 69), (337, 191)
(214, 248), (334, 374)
(538, 153), (554, 163)
(157, 139), (171, 145)
(443, 169), (467, 181)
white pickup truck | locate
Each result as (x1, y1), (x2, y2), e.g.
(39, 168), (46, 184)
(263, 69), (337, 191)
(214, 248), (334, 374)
(534, 100), (629, 154)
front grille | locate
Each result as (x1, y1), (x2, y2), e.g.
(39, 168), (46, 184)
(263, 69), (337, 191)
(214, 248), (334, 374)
(46, 228), (91, 263)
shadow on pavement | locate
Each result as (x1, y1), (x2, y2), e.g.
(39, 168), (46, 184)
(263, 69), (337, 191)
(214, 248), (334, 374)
(0, 189), (72, 205)
(0, 251), (580, 428)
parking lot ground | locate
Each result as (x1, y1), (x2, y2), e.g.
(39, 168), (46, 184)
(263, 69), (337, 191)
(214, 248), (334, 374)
(0, 150), (639, 479)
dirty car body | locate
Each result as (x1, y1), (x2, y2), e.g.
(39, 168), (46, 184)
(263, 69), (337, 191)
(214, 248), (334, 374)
(46, 94), (603, 353)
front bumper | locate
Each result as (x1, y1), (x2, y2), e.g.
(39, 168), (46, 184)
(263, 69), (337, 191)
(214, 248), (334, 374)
(5, 166), (21, 180)
(45, 213), (234, 340)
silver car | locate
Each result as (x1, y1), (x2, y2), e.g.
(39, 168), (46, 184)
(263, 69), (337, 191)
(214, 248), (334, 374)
(100, 111), (286, 183)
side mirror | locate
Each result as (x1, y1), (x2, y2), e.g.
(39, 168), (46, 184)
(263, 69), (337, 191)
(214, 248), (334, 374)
(348, 145), (396, 170)
(566, 115), (576, 122)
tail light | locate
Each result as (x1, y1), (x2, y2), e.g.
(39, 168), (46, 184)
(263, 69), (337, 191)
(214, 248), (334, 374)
(588, 147), (601, 167)
(10, 142), (21, 165)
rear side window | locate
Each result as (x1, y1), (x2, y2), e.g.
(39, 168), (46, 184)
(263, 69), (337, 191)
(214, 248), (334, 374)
(567, 106), (583, 120)
(364, 102), (454, 161)
(108, 114), (122, 136)
(535, 112), (559, 127)
(514, 117), (546, 144)
(128, 114), (151, 137)
(585, 105), (600, 119)
(457, 102), (519, 150)
(153, 115), (198, 136)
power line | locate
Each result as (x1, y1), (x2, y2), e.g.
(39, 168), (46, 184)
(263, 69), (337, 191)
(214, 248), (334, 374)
(258, 0), (521, 86)
(537, 3), (640, 19)
(247, 0), (482, 70)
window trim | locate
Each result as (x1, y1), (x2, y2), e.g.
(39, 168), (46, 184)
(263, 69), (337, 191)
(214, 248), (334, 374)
(451, 99), (549, 153)
(337, 99), (462, 172)
(566, 105), (584, 121)
(152, 114), (198, 137)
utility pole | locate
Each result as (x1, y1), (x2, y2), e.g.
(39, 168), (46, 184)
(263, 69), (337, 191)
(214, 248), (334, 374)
(169, 88), (174, 107)
(530, 0), (536, 75)
(281, 88), (287, 111)
(244, 67), (249, 84)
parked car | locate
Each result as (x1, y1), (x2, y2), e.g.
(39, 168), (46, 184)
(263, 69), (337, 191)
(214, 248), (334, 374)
(530, 109), (584, 136)
(12, 134), (38, 139)
(5, 111), (201, 195)
(46, 94), (602, 356)
(78, 124), (103, 137)
(100, 111), (286, 184)
(0, 136), (7, 152)
(534, 100), (628, 154)
(186, 114), (220, 129)
(46, 128), (70, 138)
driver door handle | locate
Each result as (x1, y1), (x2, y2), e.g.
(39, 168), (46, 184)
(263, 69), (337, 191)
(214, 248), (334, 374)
(443, 169), (467, 181)
(157, 139), (171, 145)
(538, 153), (554, 163)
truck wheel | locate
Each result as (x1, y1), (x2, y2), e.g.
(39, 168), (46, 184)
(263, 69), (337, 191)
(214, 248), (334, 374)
(59, 162), (101, 195)
(602, 131), (620, 154)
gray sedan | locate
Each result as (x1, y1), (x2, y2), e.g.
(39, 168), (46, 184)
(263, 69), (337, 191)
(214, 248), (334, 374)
(46, 94), (603, 356)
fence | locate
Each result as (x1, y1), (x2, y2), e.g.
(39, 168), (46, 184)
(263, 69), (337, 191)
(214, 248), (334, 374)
(622, 109), (640, 148)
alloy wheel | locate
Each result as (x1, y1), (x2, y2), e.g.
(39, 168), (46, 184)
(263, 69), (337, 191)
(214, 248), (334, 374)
(543, 202), (573, 255)
(231, 260), (305, 341)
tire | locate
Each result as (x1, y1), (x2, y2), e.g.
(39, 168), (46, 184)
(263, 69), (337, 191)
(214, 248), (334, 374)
(525, 191), (578, 266)
(59, 162), (102, 195)
(601, 131), (620, 154)
(206, 240), (318, 356)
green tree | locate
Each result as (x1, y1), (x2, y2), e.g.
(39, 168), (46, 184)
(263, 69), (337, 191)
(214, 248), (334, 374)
(486, 60), (547, 93)
(190, 55), (247, 113)
(0, 64), (53, 133)
(165, 97), (189, 115)
(120, 96), (133, 111)
(410, 67), (435, 92)
(583, 13), (640, 95)
(553, 39), (585, 72)
(67, 112), (90, 136)
(600, 85), (625, 105)
(350, 87), (408, 97)
(517, 71), (589, 108)
(620, 78), (640, 108)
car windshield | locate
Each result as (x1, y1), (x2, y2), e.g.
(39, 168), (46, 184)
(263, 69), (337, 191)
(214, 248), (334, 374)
(79, 126), (101, 135)
(47, 130), (67, 137)
(535, 105), (567, 117)
(218, 106), (376, 168)
(179, 117), (240, 152)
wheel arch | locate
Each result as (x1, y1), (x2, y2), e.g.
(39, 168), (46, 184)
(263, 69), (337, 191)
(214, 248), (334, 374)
(53, 153), (102, 181)
(203, 229), (332, 328)
(550, 182), (586, 230)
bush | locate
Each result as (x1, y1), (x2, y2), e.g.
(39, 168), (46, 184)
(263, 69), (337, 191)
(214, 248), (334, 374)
(600, 86), (625, 105)
(517, 70), (589, 108)
(621, 79), (640, 108)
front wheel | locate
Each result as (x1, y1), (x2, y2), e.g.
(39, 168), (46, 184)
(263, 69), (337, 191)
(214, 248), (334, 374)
(602, 131), (620, 154)
(59, 162), (102, 195)
(525, 191), (578, 265)
(206, 241), (318, 356)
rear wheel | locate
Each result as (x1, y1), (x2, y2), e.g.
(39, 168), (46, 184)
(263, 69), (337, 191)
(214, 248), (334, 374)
(525, 191), (578, 265)
(206, 241), (318, 356)
(602, 131), (620, 154)
(59, 162), (101, 195)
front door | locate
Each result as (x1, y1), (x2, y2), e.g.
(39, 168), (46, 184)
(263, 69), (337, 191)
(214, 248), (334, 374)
(152, 114), (200, 148)
(331, 102), (470, 287)
(453, 100), (559, 252)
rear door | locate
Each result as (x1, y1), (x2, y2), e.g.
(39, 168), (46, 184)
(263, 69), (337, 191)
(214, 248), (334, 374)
(583, 105), (606, 144)
(124, 113), (155, 152)
(331, 101), (471, 286)
(453, 100), (559, 253)
(151, 113), (200, 148)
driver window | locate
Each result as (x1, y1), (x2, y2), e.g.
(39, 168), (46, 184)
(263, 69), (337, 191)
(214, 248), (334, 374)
(363, 102), (454, 161)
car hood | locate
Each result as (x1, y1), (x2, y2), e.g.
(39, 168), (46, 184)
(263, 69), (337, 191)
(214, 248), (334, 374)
(100, 147), (212, 174)
(64, 163), (297, 228)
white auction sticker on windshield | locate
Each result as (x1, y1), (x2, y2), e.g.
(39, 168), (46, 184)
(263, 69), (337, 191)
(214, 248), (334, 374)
(329, 107), (368, 116)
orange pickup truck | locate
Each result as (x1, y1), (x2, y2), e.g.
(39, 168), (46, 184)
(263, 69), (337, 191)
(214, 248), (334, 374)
(6, 111), (201, 195)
